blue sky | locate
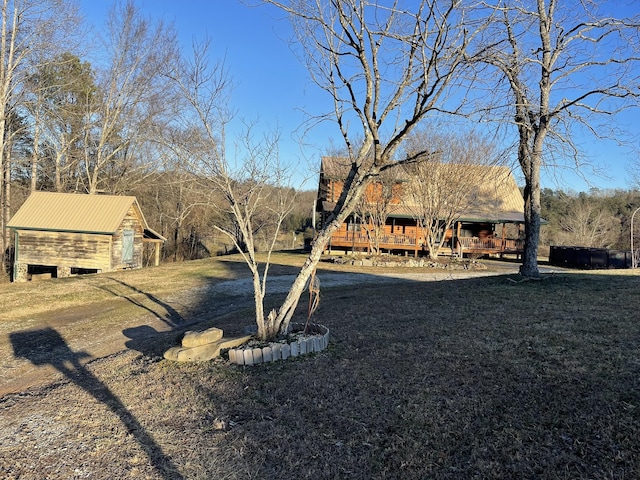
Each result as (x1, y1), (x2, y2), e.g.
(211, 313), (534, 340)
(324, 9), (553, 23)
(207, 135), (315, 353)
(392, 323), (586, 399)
(78, 0), (639, 193)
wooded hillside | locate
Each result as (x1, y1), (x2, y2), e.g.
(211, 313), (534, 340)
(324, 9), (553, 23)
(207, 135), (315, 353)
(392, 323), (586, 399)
(540, 188), (640, 253)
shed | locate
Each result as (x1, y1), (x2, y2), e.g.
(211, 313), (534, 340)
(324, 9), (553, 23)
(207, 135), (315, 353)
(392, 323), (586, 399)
(7, 192), (165, 282)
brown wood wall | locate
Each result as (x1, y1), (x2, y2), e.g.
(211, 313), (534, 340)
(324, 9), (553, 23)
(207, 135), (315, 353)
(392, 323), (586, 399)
(321, 178), (404, 205)
(16, 231), (112, 270)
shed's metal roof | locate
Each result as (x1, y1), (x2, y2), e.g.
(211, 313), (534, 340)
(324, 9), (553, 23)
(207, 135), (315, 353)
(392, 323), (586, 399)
(7, 192), (148, 234)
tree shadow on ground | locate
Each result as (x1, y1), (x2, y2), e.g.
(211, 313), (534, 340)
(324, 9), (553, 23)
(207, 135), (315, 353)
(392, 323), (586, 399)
(174, 272), (640, 479)
(123, 325), (181, 357)
(99, 277), (185, 327)
(9, 327), (183, 480)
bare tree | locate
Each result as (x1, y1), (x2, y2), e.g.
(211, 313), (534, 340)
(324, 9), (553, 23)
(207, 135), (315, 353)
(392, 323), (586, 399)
(79, 0), (179, 194)
(170, 39), (300, 341)
(0, 0), (81, 275)
(24, 52), (97, 192)
(258, 0), (486, 337)
(474, 0), (640, 277)
(403, 129), (502, 259)
(558, 196), (620, 248)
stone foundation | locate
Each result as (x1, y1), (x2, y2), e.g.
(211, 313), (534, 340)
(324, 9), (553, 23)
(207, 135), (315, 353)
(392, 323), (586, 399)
(58, 266), (71, 278)
(13, 263), (28, 282)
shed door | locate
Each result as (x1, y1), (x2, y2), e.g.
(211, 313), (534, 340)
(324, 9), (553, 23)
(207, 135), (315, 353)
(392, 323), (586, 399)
(122, 229), (134, 264)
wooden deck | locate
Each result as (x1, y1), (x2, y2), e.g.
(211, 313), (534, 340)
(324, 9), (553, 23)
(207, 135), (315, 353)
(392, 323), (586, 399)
(457, 237), (524, 255)
(326, 233), (524, 257)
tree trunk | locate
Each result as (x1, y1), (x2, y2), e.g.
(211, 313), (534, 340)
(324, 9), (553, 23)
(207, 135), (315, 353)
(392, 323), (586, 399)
(0, 116), (6, 274)
(252, 268), (268, 339)
(520, 182), (542, 277)
(31, 114), (39, 192)
(427, 243), (438, 260)
(55, 151), (63, 192)
(2, 143), (9, 274)
(518, 126), (543, 278)
(272, 170), (373, 336)
(273, 222), (338, 334)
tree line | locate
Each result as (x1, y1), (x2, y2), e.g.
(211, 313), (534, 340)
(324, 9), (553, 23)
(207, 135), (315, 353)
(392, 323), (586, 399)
(540, 188), (640, 253)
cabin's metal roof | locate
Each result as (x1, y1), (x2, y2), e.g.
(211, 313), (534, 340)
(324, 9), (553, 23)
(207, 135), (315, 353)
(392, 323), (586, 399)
(320, 156), (411, 182)
(7, 192), (148, 234)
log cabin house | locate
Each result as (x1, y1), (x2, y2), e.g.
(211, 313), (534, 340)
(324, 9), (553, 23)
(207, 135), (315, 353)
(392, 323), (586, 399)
(7, 192), (165, 282)
(316, 157), (526, 258)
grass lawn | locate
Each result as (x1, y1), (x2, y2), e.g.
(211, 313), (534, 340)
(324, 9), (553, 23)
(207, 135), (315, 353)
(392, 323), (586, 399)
(1, 255), (639, 479)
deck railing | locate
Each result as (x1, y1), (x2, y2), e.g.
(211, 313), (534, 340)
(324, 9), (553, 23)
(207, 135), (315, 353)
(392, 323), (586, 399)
(330, 233), (416, 247)
(329, 233), (524, 255)
(458, 237), (524, 253)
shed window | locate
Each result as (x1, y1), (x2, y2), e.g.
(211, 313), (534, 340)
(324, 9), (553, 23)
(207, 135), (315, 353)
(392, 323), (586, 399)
(122, 229), (134, 264)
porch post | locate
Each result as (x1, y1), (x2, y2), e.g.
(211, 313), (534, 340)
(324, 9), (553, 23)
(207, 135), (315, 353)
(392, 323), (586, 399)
(351, 215), (356, 254)
(154, 242), (161, 266)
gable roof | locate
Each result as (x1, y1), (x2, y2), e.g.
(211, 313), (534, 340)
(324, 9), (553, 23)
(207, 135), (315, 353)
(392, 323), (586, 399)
(320, 157), (354, 180)
(320, 156), (410, 182)
(8, 192), (152, 235)
(451, 164), (525, 223)
(320, 156), (525, 224)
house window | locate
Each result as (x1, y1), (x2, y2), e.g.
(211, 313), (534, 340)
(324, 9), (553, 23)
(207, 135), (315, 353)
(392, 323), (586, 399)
(122, 229), (134, 264)
(347, 219), (361, 232)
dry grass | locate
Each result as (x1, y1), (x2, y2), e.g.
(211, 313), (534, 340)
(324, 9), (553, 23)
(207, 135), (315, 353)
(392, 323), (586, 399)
(1, 254), (640, 479)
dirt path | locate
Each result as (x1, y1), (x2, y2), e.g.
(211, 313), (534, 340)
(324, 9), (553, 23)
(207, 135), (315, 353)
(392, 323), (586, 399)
(1, 265), (526, 397)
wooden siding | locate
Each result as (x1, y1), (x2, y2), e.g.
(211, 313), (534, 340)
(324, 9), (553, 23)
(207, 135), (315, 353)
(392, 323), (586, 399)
(15, 230), (112, 270)
(317, 157), (526, 259)
(8, 193), (165, 281)
(317, 157), (526, 225)
(110, 206), (145, 269)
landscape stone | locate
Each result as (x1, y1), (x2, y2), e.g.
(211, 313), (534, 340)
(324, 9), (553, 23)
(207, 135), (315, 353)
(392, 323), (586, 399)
(243, 348), (254, 366)
(165, 322), (329, 365)
(181, 327), (224, 348)
(233, 349), (244, 365)
(271, 343), (282, 361)
(163, 334), (252, 362)
(306, 337), (315, 353)
(252, 348), (263, 364)
(262, 346), (273, 362)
